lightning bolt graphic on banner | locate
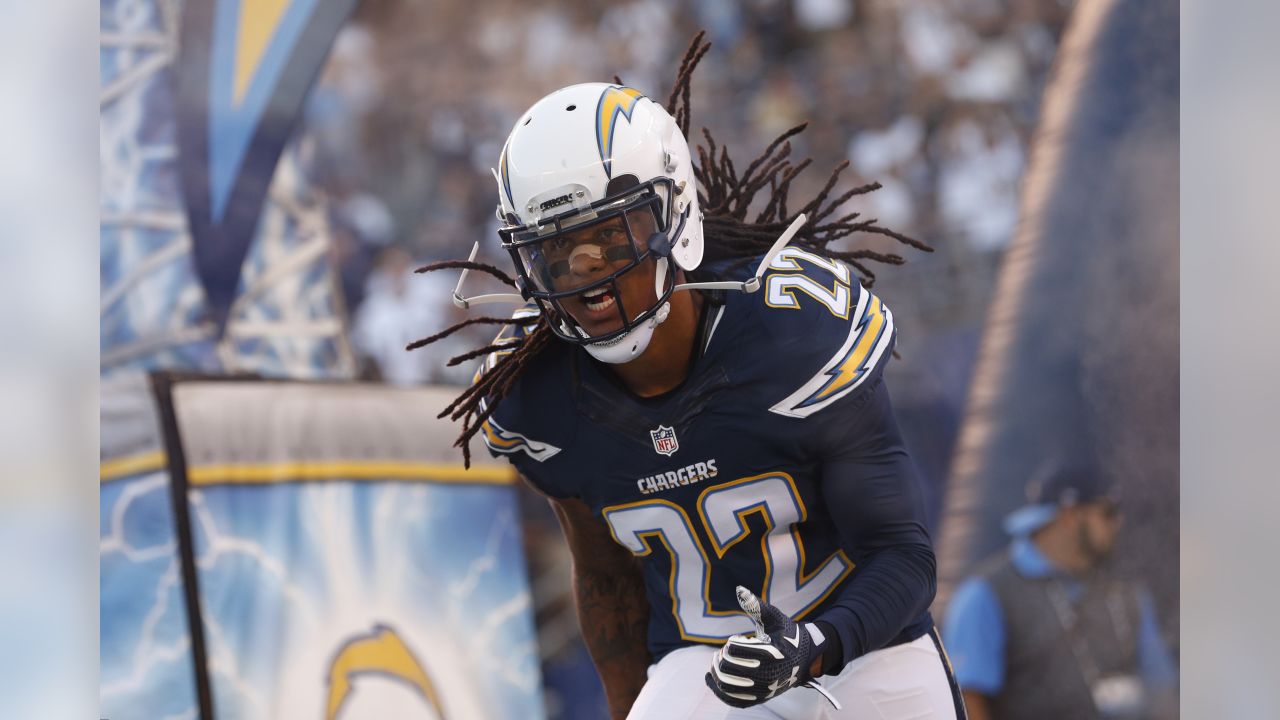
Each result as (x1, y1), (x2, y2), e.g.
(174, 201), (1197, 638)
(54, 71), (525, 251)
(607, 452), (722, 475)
(325, 625), (445, 720)
(176, 0), (361, 334)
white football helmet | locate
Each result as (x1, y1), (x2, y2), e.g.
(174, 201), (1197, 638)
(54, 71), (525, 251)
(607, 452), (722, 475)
(494, 82), (704, 363)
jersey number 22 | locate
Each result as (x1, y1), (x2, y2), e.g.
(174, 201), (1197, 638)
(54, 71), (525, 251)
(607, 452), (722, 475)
(602, 472), (852, 641)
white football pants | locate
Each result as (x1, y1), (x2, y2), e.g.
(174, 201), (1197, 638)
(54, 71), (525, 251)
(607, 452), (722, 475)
(626, 631), (965, 720)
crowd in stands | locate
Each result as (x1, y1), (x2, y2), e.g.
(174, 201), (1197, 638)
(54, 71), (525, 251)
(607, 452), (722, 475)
(297, 2), (1079, 716)
(300, 0), (1074, 387)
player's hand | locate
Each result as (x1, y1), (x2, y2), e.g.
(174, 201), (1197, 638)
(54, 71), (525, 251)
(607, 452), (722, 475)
(704, 586), (822, 708)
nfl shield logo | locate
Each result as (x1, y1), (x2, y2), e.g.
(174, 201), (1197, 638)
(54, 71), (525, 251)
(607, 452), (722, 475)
(650, 425), (679, 456)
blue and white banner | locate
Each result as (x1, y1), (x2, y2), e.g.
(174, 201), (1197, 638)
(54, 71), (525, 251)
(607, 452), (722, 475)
(187, 479), (536, 719)
(101, 372), (199, 719)
(176, 0), (362, 335)
(101, 0), (355, 380)
(101, 379), (544, 720)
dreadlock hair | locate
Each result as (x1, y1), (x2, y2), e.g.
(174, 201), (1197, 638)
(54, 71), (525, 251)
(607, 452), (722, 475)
(410, 31), (931, 467)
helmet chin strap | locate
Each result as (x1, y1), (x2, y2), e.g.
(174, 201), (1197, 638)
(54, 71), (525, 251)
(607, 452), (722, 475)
(582, 257), (671, 364)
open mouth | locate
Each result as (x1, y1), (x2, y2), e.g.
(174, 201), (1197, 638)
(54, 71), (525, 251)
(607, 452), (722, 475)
(580, 285), (617, 314)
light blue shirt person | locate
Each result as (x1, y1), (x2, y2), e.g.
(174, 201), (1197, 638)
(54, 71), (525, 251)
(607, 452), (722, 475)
(943, 536), (1177, 697)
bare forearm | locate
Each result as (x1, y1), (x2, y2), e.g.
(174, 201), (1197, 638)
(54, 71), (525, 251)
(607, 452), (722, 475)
(574, 561), (652, 719)
(547, 495), (653, 718)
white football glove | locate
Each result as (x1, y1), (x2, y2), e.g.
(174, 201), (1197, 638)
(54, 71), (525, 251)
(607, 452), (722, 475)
(704, 586), (841, 709)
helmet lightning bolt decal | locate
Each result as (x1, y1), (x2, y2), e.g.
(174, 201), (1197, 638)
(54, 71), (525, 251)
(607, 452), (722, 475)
(595, 86), (645, 178)
(499, 140), (514, 210)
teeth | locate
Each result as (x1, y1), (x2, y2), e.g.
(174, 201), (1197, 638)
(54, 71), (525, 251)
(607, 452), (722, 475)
(580, 286), (615, 313)
(585, 294), (615, 312)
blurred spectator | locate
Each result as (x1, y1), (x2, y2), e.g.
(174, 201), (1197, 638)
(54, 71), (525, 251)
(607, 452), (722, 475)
(899, 0), (974, 78)
(351, 245), (464, 385)
(330, 219), (375, 315)
(304, 24), (383, 190)
(340, 192), (396, 248)
(943, 462), (1177, 720)
(847, 114), (925, 229)
(935, 111), (1024, 251)
(329, 191), (395, 314)
(299, 1), (1080, 357)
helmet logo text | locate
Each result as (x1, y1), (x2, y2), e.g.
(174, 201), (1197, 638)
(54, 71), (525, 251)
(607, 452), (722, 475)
(540, 193), (573, 212)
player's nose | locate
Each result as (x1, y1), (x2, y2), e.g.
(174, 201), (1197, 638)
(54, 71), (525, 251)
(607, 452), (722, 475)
(569, 243), (607, 278)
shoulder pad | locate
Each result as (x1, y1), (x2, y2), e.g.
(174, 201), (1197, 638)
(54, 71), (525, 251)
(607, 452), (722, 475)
(754, 248), (896, 418)
(471, 305), (542, 383)
(474, 306), (565, 464)
(480, 412), (562, 463)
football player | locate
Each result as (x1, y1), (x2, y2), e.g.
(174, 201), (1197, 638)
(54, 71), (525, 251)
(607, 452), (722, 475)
(412, 35), (966, 720)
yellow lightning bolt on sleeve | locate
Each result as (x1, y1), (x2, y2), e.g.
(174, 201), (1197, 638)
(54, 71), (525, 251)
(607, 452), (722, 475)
(814, 296), (887, 402)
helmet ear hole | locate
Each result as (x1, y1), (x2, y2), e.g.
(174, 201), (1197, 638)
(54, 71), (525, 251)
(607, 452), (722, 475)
(566, 104), (577, 111)
(605, 174), (640, 195)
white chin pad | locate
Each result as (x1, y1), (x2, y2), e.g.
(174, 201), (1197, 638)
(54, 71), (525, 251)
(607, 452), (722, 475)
(584, 301), (669, 364)
(582, 258), (672, 364)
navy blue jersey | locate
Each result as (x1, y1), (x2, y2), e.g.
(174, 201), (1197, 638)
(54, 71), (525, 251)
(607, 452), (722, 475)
(479, 248), (934, 663)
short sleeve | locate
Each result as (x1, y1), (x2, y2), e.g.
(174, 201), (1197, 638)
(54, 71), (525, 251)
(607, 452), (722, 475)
(942, 576), (1007, 695)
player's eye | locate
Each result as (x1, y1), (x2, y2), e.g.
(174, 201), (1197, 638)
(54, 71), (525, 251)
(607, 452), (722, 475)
(596, 227), (624, 244)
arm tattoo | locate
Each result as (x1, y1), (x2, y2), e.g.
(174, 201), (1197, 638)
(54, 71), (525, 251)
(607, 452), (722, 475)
(574, 557), (651, 719)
